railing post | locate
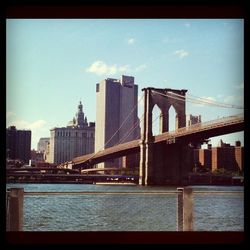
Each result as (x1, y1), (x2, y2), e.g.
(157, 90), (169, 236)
(177, 187), (183, 231)
(6, 188), (24, 231)
(177, 187), (193, 231)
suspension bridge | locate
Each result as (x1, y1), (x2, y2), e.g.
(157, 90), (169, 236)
(58, 87), (244, 185)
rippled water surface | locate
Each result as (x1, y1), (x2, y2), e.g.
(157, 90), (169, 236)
(6, 184), (244, 231)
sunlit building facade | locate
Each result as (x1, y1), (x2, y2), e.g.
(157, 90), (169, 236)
(48, 102), (95, 165)
(95, 75), (140, 168)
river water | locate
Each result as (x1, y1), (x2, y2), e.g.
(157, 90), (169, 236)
(6, 183), (244, 231)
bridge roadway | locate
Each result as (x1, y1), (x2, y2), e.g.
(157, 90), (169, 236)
(6, 172), (138, 184)
(66, 114), (244, 169)
(6, 167), (79, 174)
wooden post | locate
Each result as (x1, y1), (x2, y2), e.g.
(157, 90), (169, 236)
(183, 187), (193, 231)
(177, 187), (193, 231)
(6, 188), (24, 231)
(177, 187), (183, 231)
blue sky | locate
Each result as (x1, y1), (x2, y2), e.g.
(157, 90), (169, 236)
(6, 19), (244, 149)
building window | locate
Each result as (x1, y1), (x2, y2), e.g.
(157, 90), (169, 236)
(124, 84), (133, 88)
(96, 83), (100, 92)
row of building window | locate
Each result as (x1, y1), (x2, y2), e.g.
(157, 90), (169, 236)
(56, 131), (94, 138)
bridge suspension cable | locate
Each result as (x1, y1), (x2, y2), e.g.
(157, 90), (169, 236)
(103, 94), (144, 149)
(187, 93), (244, 109)
(152, 90), (244, 109)
(118, 102), (164, 144)
(118, 114), (143, 144)
(76, 94), (144, 165)
(99, 104), (163, 147)
(75, 94), (162, 167)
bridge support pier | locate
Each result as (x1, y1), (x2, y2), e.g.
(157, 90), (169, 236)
(139, 141), (193, 186)
(152, 142), (193, 185)
(139, 142), (154, 185)
(139, 143), (146, 185)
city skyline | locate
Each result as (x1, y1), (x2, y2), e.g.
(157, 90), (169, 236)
(6, 19), (244, 149)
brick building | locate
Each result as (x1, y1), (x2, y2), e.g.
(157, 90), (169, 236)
(194, 140), (244, 172)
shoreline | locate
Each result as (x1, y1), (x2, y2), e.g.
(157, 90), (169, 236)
(6, 181), (243, 186)
(94, 182), (137, 185)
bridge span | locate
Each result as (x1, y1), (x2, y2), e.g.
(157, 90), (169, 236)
(59, 87), (244, 186)
(68, 114), (243, 169)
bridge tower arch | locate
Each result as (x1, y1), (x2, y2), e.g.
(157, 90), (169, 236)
(152, 104), (161, 135)
(168, 105), (177, 131)
(139, 87), (187, 185)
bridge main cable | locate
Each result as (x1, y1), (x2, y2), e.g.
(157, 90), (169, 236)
(152, 89), (244, 109)
(73, 94), (144, 167)
(118, 114), (144, 144)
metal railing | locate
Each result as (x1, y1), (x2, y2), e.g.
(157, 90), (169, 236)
(6, 187), (243, 231)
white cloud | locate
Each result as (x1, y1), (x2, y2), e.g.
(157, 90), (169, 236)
(86, 61), (112, 75)
(234, 83), (244, 90)
(7, 117), (48, 149)
(6, 111), (16, 119)
(174, 49), (189, 59)
(127, 38), (135, 45)
(30, 120), (47, 130)
(192, 96), (216, 107)
(86, 61), (131, 76)
(118, 65), (131, 72)
(163, 79), (170, 86)
(224, 95), (235, 104)
(135, 64), (147, 72)
(86, 61), (148, 75)
(224, 95), (243, 106)
(203, 96), (216, 103)
(8, 119), (29, 129)
(192, 95), (243, 109)
(7, 119), (47, 130)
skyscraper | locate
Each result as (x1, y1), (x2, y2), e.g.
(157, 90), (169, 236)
(95, 75), (140, 168)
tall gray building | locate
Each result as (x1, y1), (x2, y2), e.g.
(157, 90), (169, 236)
(95, 75), (140, 168)
(37, 137), (50, 153)
(48, 101), (95, 165)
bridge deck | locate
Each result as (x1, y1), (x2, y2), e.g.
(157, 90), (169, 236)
(155, 115), (244, 143)
(66, 114), (244, 168)
(73, 139), (140, 165)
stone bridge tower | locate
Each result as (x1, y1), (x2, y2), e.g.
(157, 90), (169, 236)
(139, 87), (188, 185)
